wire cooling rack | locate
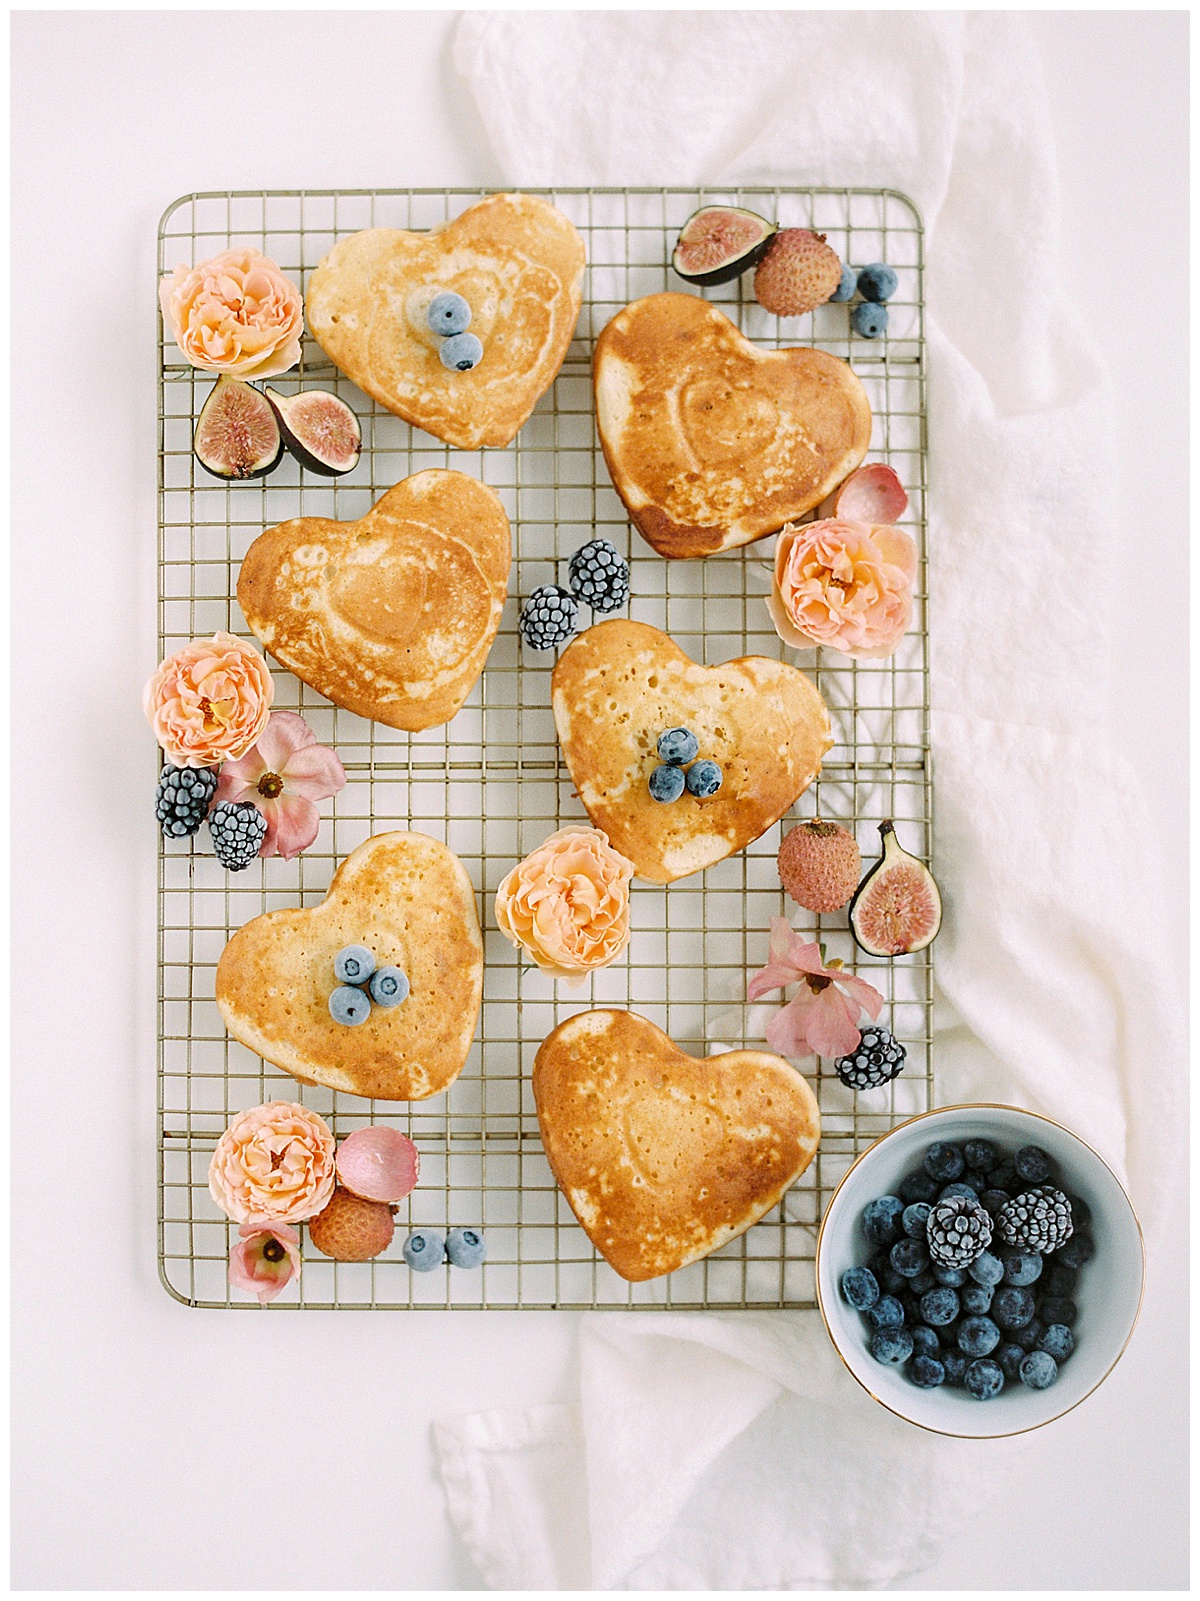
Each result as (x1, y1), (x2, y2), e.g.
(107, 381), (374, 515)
(157, 186), (931, 1310)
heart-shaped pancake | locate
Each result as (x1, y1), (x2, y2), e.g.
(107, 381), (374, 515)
(306, 192), (586, 450)
(551, 619), (831, 883)
(534, 1010), (821, 1282)
(216, 831), (482, 1102)
(237, 469), (510, 732)
(594, 292), (872, 557)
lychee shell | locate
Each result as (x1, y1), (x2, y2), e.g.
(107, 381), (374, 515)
(307, 1186), (395, 1261)
(754, 229), (843, 317)
(777, 821), (861, 912)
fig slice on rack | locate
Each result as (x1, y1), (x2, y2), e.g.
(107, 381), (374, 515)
(264, 386), (361, 476)
(849, 820), (942, 957)
(193, 376), (283, 481)
(671, 205), (777, 286)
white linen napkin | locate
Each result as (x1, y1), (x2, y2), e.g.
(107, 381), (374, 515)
(437, 11), (1182, 1589)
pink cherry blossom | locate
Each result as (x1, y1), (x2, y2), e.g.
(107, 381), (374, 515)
(228, 1223), (301, 1304)
(214, 711), (345, 860)
(748, 917), (884, 1059)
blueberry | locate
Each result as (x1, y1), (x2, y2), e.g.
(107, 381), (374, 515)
(1041, 1262), (1078, 1298)
(828, 262), (857, 303)
(1002, 1250), (1043, 1287)
(685, 759), (722, 799)
(963, 1139), (999, 1171)
(960, 1282), (994, 1317)
(957, 1316), (1001, 1358)
(868, 1250), (905, 1294)
(899, 1290), (923, 1325)
(967, 1250), (1004, 1288)
(939, 1182), (979, 1203)
(910, 1325), (941, 1358)
(902, 1202), (931, 1239)
(981, 1189), (1011, 1218)
(1019, 1350), (1059, 1390)
(861, 1195), (905, 1246)
(941, 1349), (968, 1386)
(427, 290), (472, 337)
(919, 1287), (959, 1327)
(924, 1142), (964, 1183)
(997, 1342), (1026, 1382)
(908, 1270), (936, 1296)
(1013, 1317), (1045, 1353)
(657, 727), (699, 766)
(898, 1171), (938, 1204)
(445, 1227), (487, 1269)
(963, 1358), (1005, 1401)
(1037, 1295), (1077, 1327)
(964, 1168), (992, 1197)
(857, 263), (898, 303)
(440, 331), (484, 371)
(851, 302), (888, 339)
(1066, 1193), (1092, 1229)
(329, 984), (371, 1026)
(334, 944), (376, 985)
(648, 764), (686, 803)
(1054, 1232), (1094, 1270)
(369, 965), (410, 1008)
(403, 1229), (446, 1271)
(910, 1354), (945, 1388)
(988, 1160), (1018, 1193)
(867, 1295), (904, 1330)
(889, 1239), (929, 1279)
(933, 1264), (967, 1288)
(870, 1326), (913, 1366)
(1038, 1324), (1076, 1364)
(992, 1286), (1036, 1331)
(839, 1266), (880, 1310)
(1014, 1144), (1052, 1185)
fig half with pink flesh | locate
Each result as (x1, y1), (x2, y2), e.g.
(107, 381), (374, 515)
(193, 376), (283, 481)
(849, 820), (942, 957)
(336, 1126), (419, 1203)
(264, 386), (361, 476)
(671, 205), (776, 286)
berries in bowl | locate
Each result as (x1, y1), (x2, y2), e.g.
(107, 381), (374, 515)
(814, 1105), (1144, 1438)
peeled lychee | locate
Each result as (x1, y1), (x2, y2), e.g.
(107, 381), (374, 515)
(754, 229), (843, 317)
(307, 1186), (395, 1261)
(777, 820), (861, 913)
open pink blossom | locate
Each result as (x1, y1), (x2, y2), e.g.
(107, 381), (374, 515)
(214, 711), (345, 859)
(748, 917), (884, 1059)
(767, 518), (918, 661)
(228, 1223), (300, 1304)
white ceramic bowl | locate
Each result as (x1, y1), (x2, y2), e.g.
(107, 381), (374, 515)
(815, 1105), (1145, 1438)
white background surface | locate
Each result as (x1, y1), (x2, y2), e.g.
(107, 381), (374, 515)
(12, 10), (1187, 1591)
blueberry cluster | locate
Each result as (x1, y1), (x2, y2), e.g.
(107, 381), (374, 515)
(403, 1226), (487, 1271)
(839, 1138), (1092, 1399)
(518, 539), (632, 651)
(828, 262), (898, 340)
(427, 292), (483, 371)
(328, 943), (410, 1026)
(648, 726), (722, 803)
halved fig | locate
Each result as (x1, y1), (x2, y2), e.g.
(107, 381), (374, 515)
(264, 387), (361, 476)
(671, 205), (777, 286)
(193, 376), (283, 481)
(336, 1126), (419, 1204)
(849, 820), (943, 957)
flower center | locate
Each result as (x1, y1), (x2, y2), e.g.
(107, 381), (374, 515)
(258, 772), (284, 798)
(806, 974), (832, 993)
(262, 1238), (286, 1263)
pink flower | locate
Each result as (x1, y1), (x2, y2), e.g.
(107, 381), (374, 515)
(767, 518), (918, 661)
(144, 631), (274, 768)
(209, 1100), (337, 1226)
(748, 917), (884, 1059)
(213, 711), (346, 860)
(228, 1224), (301, 1304)
(159, 248), (303, 379)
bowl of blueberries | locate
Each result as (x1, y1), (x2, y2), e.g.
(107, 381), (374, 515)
(814, 1105), (1144, 1437)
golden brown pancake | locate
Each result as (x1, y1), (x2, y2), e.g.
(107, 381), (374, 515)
(551, 619), (831, 883)
(215, 831), (482, 1102)
(237, 469), (510, 732)
(305, 193), (586, 450)
(594, 292), (872, 557)
(533, 1010), (821, 1282)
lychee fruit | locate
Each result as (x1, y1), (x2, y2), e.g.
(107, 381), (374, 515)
(307, 1185), (395, 1261)
(754, 229), (844, 317)
(777, 820), (862, 913)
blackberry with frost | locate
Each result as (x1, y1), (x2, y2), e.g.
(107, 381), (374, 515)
(209, 800), (267, 870)
(997, 1185), (1074, 1254)
(926, 1194), (993, 1269)
(519, 586), (578, 651)
(156, 764), (219, 838)
(568, 539), (629, 613)
(834, 1024), (906, 1090)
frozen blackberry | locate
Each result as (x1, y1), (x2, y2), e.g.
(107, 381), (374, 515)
(567, 538), (630, 613)
(997, 1186), (1074, 1254)
(834, 1024), (906, 1090)
(155, 764), (219, 838)
(927, 1195), (993, 1269)
(208, 800), (267, 870)
(519, 585), (578, 651)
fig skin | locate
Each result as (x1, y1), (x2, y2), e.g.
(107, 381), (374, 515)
(193, 376), (283, 481)
(849, 820), (943, 957)
(672, 205), (776, 287)
(264, 387), (361, 476)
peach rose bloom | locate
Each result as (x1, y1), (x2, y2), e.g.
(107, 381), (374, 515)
(495, 826), (634, 982)
(209, 1101), (336, 1227)
(159, 248), (303, 379)
(767, 518), (918, 661)
(144, 631), (274, 768)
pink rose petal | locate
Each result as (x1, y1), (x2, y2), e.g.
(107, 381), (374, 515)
(337, 1127), (420, 1203)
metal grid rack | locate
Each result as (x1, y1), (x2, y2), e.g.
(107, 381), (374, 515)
(157, 186), (931, 1310)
